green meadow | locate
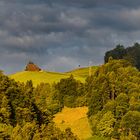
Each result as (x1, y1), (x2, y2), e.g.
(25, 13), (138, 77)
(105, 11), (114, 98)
(67, 66), (98, 78)
(10, 66), (98, 86)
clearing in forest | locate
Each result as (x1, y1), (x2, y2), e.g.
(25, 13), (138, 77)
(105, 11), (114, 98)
(53, 106), (92, 140)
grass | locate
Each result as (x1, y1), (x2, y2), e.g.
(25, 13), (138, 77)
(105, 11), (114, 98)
(67, 66), (98, 78)
(9, 66), (109, 140)
(53, 106), (108, 140)
(9, 71), (85, 86)
(53, 107), (92, 140)
(9, 66), (98, 86)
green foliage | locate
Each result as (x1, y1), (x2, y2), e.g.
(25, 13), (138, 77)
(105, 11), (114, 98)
(120, 131), (137, 140)
(55, 75), (86, 107)
(105, 42), (140, 70)
(0, 123), (13, 139)
(33, 82), (63, 115)
(104, 44), (126, 63)
(87, 59), (140, 140)
(86, 135), (110, 140)
(115, 93), (129, 119)
(0, 73), (79, 139)
(121, 111), (140, 138)
(87, 90), (103, 117)
(89, 111), (116, 137)
(103, 100), (116, 114)
(11, 123), (37, 140)
(96, 111), (116, 137)
(1, 54), (140, 140)
(0, 96), (12, 124)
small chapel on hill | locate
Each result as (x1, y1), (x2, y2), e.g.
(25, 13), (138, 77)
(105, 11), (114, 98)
(25, 61), (41, 72)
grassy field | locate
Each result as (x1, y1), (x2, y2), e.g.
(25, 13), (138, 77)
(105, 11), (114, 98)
(53, 107), (92, 140)
(9, 71), (85, 86)
(67, 66), (98, 78)
(9, 66), (98, 86)
(53, 107), (109, 140)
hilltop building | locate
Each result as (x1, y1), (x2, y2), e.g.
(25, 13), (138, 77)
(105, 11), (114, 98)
(25, 61), (41, 72)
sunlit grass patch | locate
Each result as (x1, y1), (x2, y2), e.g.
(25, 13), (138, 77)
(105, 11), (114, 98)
(53, 107), (92, 140)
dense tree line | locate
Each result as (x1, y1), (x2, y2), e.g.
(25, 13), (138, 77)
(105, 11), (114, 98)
(0, 57), (140, 139)
(0, 72), (78, 140)
(104, 43), (140, 70)
(55, 75), (86, 108)
(86, 59), (140, 140)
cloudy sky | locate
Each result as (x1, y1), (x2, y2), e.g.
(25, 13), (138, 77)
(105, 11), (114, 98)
(1, 0), (140, 74)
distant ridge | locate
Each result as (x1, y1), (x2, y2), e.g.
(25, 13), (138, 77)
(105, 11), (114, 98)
(25, 61), (41, 72)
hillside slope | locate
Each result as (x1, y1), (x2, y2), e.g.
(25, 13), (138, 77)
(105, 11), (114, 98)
(54, 107), (92, 140)
(67, 66), (98, 78)
(54, 107), (109, 140)
(10, 66), (98, 86)
(10, 71), (85, 86)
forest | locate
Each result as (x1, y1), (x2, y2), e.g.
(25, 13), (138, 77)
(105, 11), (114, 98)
(0, 45), (140, 140)
(105, 43), (140, 70)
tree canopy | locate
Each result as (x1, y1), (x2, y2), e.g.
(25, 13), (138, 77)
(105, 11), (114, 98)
(104, 43), (140, 70)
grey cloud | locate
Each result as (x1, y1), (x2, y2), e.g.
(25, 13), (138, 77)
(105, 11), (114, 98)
(4, 0), (140, 8)
(2, 0), (140, 9)
(0, 0), (140, 74)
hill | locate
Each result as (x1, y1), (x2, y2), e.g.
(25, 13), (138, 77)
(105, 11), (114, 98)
(9, 66), (98, 86)
(67, 66), (98, 78)
(10, 71), (85, 86)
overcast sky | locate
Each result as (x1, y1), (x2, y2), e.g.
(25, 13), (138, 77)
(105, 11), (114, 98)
(1, 0), (140, 74)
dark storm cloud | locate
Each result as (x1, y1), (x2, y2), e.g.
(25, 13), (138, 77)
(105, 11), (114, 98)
(0, 0), (140, 74)
(5, 0), (140, 8)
